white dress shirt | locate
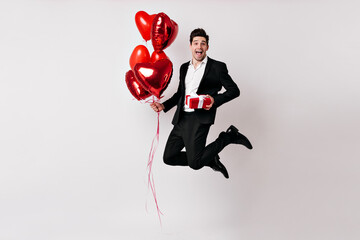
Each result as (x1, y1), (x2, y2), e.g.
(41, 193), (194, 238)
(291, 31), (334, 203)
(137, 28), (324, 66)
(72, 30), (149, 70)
(183, 56), (208, 112)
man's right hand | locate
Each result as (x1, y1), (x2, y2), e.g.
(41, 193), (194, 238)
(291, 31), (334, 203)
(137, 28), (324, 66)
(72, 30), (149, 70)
(150, 102), (165, 112)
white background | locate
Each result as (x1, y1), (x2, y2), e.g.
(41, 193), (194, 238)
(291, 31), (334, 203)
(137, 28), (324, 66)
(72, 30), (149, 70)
(1, 0), (359, 239)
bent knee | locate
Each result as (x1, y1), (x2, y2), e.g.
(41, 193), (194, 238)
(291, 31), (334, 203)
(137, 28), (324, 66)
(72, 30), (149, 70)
(163, 153), (177, 166)
(163, 159), (172, 166)
(163, 155), (172, 165)
(188, 162), (203, 170)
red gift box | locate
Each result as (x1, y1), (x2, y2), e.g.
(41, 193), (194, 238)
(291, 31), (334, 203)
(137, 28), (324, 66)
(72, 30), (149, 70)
(185, 95), (211, 109)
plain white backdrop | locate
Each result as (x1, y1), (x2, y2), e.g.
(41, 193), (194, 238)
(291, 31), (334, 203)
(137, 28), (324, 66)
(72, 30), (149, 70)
(1, 0), (359, 239)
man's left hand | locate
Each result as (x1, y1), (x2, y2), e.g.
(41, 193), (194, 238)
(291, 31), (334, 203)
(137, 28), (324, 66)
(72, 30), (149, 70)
(204, 95), (214, 110)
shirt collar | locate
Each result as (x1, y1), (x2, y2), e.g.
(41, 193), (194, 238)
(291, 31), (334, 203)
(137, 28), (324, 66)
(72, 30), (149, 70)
(189, 56), (208, 67)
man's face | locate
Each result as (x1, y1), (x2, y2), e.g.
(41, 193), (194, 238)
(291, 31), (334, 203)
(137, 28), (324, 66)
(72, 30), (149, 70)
(190, 36), (209, 62)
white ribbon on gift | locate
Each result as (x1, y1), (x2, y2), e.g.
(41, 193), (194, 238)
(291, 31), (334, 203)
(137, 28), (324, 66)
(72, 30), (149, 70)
(197, 95), (206, 108)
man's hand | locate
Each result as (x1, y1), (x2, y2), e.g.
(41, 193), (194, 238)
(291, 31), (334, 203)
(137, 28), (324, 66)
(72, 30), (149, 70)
(204, 95), (214, 110)
(150, 102), (165, 112)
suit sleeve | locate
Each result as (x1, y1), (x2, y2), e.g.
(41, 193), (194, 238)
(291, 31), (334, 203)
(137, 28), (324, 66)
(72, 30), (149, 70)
(213, 62), (240, 108)
(162, 79), (181, 113)
(162, 63), (186, 112)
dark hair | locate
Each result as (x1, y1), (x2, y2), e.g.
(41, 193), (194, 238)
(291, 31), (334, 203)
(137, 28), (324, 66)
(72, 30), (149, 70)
(190, 28), (209, 45)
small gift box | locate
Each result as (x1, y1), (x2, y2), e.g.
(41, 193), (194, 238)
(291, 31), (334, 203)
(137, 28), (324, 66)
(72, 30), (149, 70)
(185, 95), (212, 109)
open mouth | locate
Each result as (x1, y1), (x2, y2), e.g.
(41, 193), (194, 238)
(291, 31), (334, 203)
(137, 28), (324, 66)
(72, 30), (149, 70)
(195, 50), (203, 56)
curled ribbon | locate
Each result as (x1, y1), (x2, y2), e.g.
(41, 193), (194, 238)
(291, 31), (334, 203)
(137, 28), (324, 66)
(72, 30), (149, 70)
(145, 97), (163, 225)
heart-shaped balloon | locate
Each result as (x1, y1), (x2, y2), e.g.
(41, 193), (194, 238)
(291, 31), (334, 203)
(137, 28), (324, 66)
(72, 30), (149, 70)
(129, 45), (150, 71)
(134, 59), (173, 99)
(150, 51), (169, 63)
(125, 70), (152, 101)
(151, 13), (178, 52)
(135, 11), (156, 41)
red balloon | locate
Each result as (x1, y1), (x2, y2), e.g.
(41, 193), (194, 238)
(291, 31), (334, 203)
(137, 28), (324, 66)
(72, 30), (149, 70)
(151, 13), (178, 52)
(134, 59), (173, 99)
(125, 70), (152, 101)
(135, 11), (156, 41)
(150, 51), (169, 63)
(129, 45), (150, 71)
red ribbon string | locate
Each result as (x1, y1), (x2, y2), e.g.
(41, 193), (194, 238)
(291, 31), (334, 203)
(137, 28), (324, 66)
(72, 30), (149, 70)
(146, 99), (163, 224)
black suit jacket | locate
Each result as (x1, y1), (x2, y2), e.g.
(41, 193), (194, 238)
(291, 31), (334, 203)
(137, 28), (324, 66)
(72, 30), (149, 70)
(163, 57), (240, 125)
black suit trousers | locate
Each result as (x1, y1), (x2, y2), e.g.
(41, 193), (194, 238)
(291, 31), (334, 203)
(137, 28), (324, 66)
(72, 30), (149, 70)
(163, 112), (228, 170)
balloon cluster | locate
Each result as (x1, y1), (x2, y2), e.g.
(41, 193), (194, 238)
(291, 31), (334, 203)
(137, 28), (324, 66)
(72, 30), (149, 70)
(125, 11), (178, 100)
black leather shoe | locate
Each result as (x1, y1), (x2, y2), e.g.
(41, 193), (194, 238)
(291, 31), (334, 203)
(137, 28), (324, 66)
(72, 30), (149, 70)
(210, 155), (229, 179)
(226, 125), (253, 149)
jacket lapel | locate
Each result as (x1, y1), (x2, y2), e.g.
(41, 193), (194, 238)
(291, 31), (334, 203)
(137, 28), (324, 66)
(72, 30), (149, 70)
(197, 57), (213, 93)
